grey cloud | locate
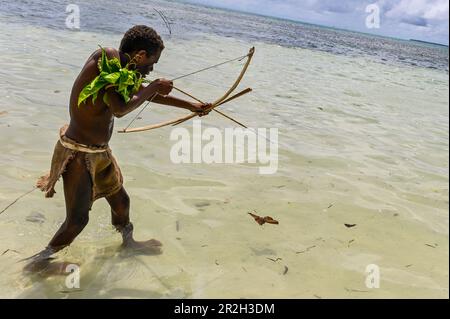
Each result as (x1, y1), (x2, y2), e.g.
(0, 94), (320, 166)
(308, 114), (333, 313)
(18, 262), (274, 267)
(304, 0), (355, 14)
(401, 16), (429, 27)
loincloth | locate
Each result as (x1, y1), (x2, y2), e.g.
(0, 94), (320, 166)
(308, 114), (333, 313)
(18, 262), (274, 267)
(36, 124), (123, 208)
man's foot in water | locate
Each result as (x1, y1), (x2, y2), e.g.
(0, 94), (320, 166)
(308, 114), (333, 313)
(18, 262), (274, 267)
(122, 238), (163, 255)
(22, 246), (62, 275)
(118, 222), (163, 255)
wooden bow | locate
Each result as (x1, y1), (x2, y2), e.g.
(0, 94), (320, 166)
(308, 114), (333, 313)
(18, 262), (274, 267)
(118, 47), (255, 133)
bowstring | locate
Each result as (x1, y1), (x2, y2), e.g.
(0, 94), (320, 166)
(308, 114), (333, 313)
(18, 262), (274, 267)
(170, 53), (248, 81)
(121, 93), (157, 132)
(122, 53), (249, 131)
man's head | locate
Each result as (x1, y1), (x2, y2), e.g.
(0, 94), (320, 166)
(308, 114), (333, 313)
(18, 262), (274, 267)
(119, 25), (164, 76)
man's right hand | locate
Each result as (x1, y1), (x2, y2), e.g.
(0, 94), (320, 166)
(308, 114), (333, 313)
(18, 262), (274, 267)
(152, 78), (173, 96)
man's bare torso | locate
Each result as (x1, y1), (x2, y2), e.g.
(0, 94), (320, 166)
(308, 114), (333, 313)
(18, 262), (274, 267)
(66, 48), (122, 146)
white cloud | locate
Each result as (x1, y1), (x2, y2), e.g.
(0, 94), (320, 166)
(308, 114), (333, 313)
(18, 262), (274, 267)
(383, 0), (449, 20)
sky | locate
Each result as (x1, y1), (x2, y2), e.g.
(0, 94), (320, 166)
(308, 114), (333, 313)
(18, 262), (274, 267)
(185, 0), (449, 44)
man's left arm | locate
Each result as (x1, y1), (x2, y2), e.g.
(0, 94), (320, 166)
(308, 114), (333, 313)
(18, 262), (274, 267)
(138, 83), (211, 115)
(152, 94), (199, 111)
(151, 93), (212, 117)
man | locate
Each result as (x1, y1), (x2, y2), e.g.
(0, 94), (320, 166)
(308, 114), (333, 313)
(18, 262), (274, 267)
(30, 25), (209, 266)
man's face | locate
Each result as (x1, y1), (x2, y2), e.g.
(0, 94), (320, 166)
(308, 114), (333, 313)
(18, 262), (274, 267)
(133, 48), (162, 77)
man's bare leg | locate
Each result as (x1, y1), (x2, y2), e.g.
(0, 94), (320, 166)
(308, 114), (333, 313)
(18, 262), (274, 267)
(24, 153), (92, 271)
(106, 187), (162, 255)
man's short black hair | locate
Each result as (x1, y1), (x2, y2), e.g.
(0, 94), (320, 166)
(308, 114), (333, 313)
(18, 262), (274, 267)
(119, 25), (164, 56)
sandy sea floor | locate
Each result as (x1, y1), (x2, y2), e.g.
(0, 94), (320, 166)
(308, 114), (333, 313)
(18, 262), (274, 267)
(0, 20), (448, 298)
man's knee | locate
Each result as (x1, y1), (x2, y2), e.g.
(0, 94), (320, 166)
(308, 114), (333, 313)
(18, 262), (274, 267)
(67, 211), (89, 229)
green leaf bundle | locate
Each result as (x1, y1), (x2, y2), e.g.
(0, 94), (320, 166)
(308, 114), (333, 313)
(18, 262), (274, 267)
(77, 46), (144, 107)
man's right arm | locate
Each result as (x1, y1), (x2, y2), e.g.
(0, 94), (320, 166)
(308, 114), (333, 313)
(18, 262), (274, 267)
(105, 79), (173, 118)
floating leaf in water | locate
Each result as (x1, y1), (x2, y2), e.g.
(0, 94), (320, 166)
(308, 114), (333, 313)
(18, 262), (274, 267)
(248, 211), (279, 226)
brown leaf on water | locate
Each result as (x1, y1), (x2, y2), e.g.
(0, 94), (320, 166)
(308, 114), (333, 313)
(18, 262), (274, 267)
(296, 245), (316, 254)
(345, 287), (369, 293)
(344, 223), (357, 228)
(248, 211), (279, 226)
(59, 289), (83, 294)
(347, 239), (355, 247)
(2, 249), (20, 256)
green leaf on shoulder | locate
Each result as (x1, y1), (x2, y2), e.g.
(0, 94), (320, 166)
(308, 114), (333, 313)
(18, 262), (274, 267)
(78, 46), (144, 107)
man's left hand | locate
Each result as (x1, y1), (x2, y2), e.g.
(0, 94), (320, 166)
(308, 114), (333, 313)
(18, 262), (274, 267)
(191, 102), (212, 117)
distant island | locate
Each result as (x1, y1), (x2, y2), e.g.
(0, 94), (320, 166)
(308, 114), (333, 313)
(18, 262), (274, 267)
(409, 39), (449, 47)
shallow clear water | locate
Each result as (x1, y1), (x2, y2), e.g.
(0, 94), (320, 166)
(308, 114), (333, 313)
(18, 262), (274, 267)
(0, 1), (448, 298)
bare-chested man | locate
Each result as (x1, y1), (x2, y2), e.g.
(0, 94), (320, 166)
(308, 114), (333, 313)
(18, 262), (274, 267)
(28, 25), (209, 268)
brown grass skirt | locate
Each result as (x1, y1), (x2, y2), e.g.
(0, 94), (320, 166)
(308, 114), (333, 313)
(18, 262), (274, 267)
(36, 125), (123, 209)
